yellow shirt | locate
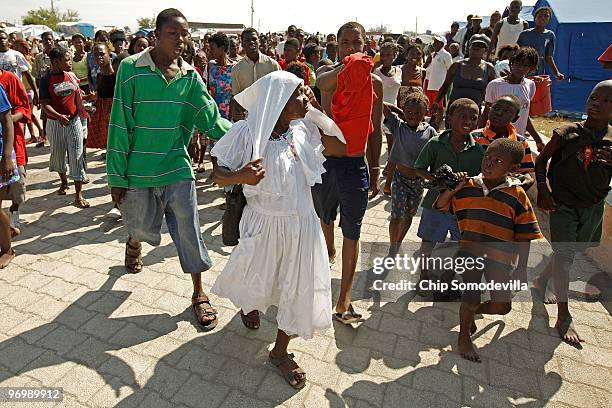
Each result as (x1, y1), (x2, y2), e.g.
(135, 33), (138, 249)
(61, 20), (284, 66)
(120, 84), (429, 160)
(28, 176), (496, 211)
(231, 53), (281, 95)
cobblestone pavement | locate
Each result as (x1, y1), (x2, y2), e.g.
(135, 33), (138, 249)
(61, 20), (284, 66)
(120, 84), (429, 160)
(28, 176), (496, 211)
(1, 145), (611, 408)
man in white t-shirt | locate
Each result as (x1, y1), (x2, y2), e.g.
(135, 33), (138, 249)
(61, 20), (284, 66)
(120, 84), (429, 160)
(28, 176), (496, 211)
(424, 36), (453, 112)
(0, 30), (38, 102)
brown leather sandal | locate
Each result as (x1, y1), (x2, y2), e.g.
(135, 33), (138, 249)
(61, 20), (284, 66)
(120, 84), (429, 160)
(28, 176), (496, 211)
(192, 296), (218, 331)
(269, 352), (306, 389)
(240, 310), (260, 329)
(124, 240), (143, 274)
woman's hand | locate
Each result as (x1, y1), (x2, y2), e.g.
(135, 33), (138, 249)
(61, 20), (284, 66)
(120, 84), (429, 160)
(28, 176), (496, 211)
(238, 158), (265, 185)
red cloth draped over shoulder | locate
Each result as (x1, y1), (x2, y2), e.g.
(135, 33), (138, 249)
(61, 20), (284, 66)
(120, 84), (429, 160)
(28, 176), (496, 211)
(331, 52), (375, 156)
(0, 70), (32, 166)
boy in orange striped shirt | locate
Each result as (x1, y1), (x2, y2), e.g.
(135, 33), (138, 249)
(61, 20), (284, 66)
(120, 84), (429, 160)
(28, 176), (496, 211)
(434, 138), (543, 362)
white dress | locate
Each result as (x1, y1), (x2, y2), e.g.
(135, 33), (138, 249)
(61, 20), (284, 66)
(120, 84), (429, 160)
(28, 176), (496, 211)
(211, 120), (332, 339)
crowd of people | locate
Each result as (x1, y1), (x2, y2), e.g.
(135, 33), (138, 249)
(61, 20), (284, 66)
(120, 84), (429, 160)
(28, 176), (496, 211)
(0, 1), (611, 389)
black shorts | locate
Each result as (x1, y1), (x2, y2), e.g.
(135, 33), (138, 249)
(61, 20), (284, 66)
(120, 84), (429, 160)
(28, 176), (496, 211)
(458, 250), (513, 304)
(311, 156), (369, 240)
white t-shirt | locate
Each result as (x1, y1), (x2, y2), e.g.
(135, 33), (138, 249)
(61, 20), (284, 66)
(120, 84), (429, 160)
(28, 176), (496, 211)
(275, 40), (286, 57)
(484, 77), (536, 135)
(425, 48), (453, 92)
(374, 66), (402, 104)
(0, 49), (30, 79)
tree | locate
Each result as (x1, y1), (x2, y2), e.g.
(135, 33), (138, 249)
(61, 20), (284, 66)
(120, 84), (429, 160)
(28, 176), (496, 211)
(136, 17), (156, 29)
(368, 24), (390, 33)
(22, 7), (79, 30)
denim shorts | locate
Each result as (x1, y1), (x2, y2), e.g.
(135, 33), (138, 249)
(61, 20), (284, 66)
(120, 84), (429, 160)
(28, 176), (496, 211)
(120, 179), (212, 273)
(391, 172), (424, 219)
(311, 156), (369, 240)
(417, 208), (461, 243)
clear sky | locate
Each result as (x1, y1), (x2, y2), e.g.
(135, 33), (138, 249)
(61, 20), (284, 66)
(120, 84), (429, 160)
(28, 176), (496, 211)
(5, 0), (534, 34)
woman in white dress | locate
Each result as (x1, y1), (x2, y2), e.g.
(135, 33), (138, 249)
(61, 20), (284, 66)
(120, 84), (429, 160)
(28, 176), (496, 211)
(373, 42), (402, 196)
(211, 71), (334, 389)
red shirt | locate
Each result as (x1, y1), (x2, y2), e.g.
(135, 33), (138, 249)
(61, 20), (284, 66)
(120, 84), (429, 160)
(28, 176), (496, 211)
(39, 71), (79, 118)
(331, 53), (375, 156)
(0, 70), (31, 166)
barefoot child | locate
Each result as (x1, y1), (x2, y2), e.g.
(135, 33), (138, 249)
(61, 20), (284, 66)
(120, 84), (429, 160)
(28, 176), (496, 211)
(434, 138), (543, 362)
(211, 71), (332, 389)
(413, 99), (485, 291)
(0, 85), (17, 268)
(384, 91), (437, 257)
(533, 80), (612, 346)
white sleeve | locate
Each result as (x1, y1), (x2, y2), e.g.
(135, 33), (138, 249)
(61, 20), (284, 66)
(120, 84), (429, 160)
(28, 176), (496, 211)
(16, 52), (30, 72)
(210, 121), (252, 171)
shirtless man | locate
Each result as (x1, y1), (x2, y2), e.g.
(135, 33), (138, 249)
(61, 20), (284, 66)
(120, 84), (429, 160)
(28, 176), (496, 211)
(314, 21), (383, 323)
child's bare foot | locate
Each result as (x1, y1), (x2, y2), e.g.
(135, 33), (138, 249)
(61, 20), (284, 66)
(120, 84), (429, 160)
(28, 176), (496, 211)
(555, 316), (584, 347)
(458, 334), (481, 362)
(0, 249), (16, 269)
(533, 277), (557, 304)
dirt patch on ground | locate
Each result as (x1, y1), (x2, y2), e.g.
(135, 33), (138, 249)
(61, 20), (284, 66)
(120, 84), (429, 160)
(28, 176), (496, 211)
(531, 115), (577, 139)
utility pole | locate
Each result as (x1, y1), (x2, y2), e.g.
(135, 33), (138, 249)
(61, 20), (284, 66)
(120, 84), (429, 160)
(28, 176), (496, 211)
(51, 0), (55, 12)
(415, 16), (418, 34)
(250, 0), (254, 28)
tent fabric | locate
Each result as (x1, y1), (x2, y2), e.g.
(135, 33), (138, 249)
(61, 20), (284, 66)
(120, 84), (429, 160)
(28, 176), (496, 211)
(534, 0), (612, 115)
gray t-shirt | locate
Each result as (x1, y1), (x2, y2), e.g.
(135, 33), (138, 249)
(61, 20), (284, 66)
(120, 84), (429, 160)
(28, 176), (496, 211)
(385, 113), (437, 168)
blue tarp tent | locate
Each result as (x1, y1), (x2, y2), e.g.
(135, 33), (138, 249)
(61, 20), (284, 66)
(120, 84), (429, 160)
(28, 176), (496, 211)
(533, 0), (612, 115)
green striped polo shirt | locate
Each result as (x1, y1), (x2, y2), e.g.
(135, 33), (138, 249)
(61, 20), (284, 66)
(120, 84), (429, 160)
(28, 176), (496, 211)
(106, 48), (231, 188)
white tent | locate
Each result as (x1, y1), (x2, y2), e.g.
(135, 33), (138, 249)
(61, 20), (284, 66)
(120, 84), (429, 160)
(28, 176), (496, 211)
(4, 25), (53, 39)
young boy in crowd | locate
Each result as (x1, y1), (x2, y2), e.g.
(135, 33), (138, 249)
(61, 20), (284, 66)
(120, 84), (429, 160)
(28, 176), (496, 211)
(413, 98), (485, 291)
(107, 8), (230, 330)
(383, 92), (438, 257)
(533, 80), (612, 346)
(481, 46), (545, 151)
(0, 85), (16, 268)
(32, 31), (55, 147)
(472, 95), (535, 174)
(279, 38), (311, 85)
(434, 138), (543, 362)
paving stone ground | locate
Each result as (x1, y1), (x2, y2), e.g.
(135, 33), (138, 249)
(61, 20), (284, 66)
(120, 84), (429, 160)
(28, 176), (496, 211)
(1, 143), (611, 408)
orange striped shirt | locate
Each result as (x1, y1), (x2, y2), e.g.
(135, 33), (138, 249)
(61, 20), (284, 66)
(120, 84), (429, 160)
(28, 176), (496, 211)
(471, 122), (535, 173)
(436, 175), (543, 265)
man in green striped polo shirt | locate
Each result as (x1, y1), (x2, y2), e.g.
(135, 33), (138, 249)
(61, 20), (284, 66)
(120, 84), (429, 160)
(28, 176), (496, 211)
(107, 8), (231, 331)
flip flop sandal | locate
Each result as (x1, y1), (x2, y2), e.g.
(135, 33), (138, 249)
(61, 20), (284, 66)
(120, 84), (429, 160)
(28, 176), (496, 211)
(74, 199), (91, 208)
(192, 296), (218, 331)
(240, 310), (260, 330)
(57, 186), (69, 195)
(269, 352), (306, 389)
(124, 241), (143, 274)
(333, 304), (363, 325)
